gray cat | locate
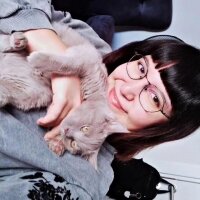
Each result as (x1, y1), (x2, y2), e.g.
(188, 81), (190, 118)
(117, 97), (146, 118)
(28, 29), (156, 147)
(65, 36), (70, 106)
(0, 22), (127, 169)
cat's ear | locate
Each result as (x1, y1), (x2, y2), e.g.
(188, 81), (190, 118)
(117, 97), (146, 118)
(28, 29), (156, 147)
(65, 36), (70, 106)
(108, 121), (128, 134)
(87, 150), (99, 170)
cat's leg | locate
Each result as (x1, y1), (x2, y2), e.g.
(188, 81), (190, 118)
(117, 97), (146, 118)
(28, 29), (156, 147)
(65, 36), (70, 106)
(27, 47), (106, 100)
(0, 32), (27, 52)
(27, 44), (101, 77)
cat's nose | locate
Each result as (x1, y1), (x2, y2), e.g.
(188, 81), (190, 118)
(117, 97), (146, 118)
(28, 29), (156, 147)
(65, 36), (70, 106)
(62, 128), (69, 136)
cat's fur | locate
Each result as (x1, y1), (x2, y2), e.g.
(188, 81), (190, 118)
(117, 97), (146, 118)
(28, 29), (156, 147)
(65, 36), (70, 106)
(0, 22), (127, 169)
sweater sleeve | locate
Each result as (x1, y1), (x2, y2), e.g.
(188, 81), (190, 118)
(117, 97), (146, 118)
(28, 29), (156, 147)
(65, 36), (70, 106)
(0, 0), (112, 55)
(0, 0), (54, 33)
(51, 8), (112, 56)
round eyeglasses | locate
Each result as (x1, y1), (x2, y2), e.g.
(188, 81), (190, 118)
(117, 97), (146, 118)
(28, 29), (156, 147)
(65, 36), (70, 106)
(126, 53), (170, 119)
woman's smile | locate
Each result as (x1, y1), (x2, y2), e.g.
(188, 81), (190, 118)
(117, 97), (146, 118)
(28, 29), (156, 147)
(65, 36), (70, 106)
(108, 88), (124, 111)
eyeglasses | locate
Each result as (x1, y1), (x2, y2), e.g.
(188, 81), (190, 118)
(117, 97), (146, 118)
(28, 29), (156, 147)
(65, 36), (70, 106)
(126, 53), (170, 119)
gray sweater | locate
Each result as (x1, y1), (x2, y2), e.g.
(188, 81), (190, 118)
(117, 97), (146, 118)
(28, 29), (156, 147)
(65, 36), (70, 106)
(0, 1), (114, 199)
(0, 0), (111, 56)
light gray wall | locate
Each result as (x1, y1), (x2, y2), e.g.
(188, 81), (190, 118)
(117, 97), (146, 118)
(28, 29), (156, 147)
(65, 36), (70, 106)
(112, 0), (200, 49)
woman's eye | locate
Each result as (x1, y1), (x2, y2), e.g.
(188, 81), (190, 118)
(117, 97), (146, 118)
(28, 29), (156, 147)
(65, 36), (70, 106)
(143, 86), (164, 111)
(150, 93), (160, 108)
(138, 60), (147, 75)
(138, 63), (145, 73)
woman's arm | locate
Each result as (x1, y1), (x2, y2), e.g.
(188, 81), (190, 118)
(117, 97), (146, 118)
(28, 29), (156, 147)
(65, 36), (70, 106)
(24, 29), (82, 127)
(0, 0), (112, 127)
(24, 29), (66, 53)
(0, 0), (82, 126)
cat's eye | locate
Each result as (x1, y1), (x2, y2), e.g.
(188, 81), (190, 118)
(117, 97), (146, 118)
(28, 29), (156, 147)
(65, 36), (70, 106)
(80, 125), (90, 133)
(71, 140), (77, 149)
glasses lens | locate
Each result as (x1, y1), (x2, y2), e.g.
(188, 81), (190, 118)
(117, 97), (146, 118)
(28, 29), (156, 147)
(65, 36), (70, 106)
(126, 54), (148, 80)
(139, 84), (165, 112)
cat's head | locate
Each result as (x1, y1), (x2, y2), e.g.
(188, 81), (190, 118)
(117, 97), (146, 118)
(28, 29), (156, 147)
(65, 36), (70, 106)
(60, 100), (121, 169)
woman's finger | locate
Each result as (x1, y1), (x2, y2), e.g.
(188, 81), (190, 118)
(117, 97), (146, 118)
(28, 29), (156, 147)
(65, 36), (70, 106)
(37, 97), (71, 127)
(37, 75), (81, 127)
(47, 105), (72, 127)
(37, 98), (67, 127)
(44, 125), (60, 141)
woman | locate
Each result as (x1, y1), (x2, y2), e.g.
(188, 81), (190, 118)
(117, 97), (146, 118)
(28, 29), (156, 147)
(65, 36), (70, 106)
(103, 37), (200, 160)
(0, 1), (200, 200)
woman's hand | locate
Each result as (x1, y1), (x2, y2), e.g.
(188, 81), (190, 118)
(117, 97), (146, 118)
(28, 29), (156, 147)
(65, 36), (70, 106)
(43, 124), (61, 141)
(24, 29), (81, 127)
(37, 75), (81, 127)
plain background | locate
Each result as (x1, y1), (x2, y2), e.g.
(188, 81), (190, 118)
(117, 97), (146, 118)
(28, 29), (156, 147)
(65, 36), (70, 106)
(112, 0), (200, 49)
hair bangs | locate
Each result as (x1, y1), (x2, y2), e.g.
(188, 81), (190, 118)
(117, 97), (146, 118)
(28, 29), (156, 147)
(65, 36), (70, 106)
(150, 43), (200, 117)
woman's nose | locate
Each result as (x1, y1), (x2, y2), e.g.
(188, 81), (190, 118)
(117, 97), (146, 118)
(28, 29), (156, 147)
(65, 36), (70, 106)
(120, 80), (147, 101)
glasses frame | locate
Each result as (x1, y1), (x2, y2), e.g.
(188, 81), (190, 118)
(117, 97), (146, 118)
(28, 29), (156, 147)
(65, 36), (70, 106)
(126, 52), (170, 119)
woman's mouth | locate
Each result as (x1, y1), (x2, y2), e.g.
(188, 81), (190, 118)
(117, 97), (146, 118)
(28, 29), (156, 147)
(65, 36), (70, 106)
(108, 88), (123, 111)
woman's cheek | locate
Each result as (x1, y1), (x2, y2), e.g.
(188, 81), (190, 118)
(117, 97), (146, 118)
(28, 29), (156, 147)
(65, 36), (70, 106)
(126, 108), (150, 130)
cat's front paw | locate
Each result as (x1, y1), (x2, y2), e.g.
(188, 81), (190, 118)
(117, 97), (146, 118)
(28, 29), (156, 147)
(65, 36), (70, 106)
(10, 32), (27, 51)
(46, 135), (65, 156)
(27, 52), (55, 77)
(27, 52), (46, 67)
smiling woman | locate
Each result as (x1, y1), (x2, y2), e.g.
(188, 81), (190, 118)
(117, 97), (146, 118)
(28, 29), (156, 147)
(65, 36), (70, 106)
(107, 54), (172, 130)
(105, 36), (200, 160)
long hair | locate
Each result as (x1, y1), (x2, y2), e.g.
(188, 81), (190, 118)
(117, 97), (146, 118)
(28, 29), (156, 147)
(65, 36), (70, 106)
(104, 39), (200, 160)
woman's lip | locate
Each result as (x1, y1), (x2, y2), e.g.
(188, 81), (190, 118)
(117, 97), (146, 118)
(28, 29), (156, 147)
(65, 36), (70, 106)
(109, 88), (123, 111)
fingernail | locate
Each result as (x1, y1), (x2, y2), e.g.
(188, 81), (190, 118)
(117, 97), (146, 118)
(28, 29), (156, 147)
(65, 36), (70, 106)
(37, 119), (44, 125)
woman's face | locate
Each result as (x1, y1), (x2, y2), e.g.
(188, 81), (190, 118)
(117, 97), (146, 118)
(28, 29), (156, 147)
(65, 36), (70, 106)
(107, 55), (172, 130)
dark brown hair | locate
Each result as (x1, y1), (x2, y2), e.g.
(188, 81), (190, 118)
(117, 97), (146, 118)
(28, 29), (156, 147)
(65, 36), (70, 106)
(104, 39), (200, 160)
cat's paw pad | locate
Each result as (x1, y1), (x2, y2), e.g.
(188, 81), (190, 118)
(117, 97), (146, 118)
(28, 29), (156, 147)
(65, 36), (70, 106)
(47, 138), (65, 156)
(10, 32), (27, 50)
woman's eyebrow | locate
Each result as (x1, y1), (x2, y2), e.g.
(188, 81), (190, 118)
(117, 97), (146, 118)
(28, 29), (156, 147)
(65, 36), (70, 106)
(143, 56), (149, 68)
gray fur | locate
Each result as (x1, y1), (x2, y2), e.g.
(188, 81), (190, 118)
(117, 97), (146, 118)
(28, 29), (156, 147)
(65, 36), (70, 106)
(0, 22), (127, 169)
